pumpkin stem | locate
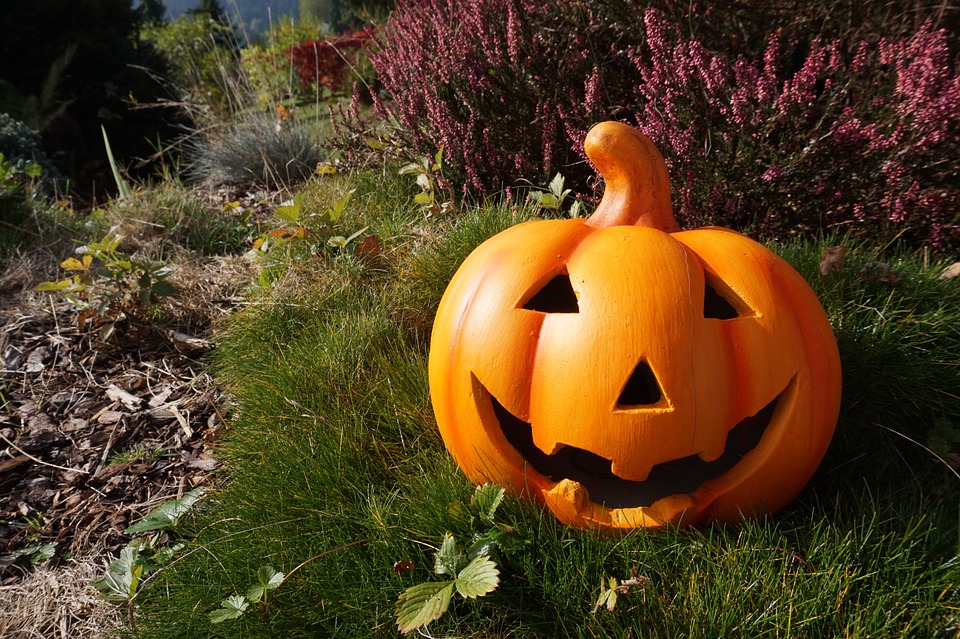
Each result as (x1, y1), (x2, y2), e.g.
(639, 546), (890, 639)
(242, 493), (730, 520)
(583, 121), (679, 232)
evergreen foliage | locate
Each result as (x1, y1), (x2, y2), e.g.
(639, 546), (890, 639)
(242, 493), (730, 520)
(0, 114), (61, 182)
(138, 0), (168, 24)
(0, 0), (176, 201)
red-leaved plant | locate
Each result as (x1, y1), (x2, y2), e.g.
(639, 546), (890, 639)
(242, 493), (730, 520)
(287, 29), (376, 97)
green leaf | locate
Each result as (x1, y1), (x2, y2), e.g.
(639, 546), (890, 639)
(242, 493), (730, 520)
(413, 192), (433, 205)
(209, 595), (249, 623)
(537, 192), (559, 209)
(454, 555), (499, 599)
(124, 487), (203, 534)
(275, 194), (303, 223)
(327, 189), (355, 223)
(343, 226), (368, 245)
(548, 172), (565, 196)
(9, 541), (59, 564)
(434, 532), (466, 576)
(466, 532), (500, 561)
(33, 279), (75, 292)
(29, 541), (58, 564)
(257, 564), (284, 590)
(101, 125), (131, 199)
(246, 584), (266, 602)
(247, 565), (285, 601)
(24, 162), (42, 179)
(395, 580), (454, 634)
(592, 577), (619, 613)
(470, 483), (504, 525)
(148, 541), (184, 567)
(92, 545), (143, 601)
(327, 226), (368, 250)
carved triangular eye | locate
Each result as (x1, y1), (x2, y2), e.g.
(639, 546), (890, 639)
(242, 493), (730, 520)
(522, 273), (579, 313)
(617, 361), (662, 407)
(703, 275), (746, 320)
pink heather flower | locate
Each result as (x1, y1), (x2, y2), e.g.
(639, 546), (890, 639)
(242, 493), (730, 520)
(584, 65), (603, 114)
(851, 41), (870, 72)
(643, 9), (670, 59)
(776, 38), (826, 112)
(506, 3), (521, 65)
(761, 166), (782, 183)
(758, 33), (781, 103)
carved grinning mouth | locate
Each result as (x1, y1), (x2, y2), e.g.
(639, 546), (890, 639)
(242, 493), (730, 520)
(485, 382), (789, 509)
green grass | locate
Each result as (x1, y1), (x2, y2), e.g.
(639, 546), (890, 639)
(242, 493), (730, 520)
(128, 171), (959, 638)
(102, 183), (253, 258)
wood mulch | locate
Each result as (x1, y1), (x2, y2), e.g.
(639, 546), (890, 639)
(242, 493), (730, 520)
(0, 245), (252, 638)
(1, 304), (222, 569)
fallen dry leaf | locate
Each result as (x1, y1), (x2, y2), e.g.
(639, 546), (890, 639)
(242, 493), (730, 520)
(392, 559), (415, 574)
(859, 261), (901, 285)
(355, 234), (385, 264)
(939, 262), (960, 280)
(820, 246), (849, 275)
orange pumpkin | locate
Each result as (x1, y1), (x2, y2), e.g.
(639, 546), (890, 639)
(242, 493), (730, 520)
(428, 121), (841, 531)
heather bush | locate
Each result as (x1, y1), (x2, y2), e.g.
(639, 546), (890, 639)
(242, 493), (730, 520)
(363, 0), (958, 250)
(365, 0), (648, 196)
(631, 12), (959, 249)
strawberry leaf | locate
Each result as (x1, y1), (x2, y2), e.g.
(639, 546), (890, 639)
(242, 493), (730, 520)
(395, 580), (454, 634)
(454, 555), (499, 599)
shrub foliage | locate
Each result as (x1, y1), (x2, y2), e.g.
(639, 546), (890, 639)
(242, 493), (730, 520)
(366, 0), (959, 250)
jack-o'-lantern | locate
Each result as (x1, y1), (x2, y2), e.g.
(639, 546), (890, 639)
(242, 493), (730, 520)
(428, 121), (841, 530)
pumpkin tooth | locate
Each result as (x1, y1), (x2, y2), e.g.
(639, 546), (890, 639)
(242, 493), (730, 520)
(544, 479), (590, 524)
(698, 440), (726, 463)
(532, 432), (563, 456)
(610, 460), (653, 483)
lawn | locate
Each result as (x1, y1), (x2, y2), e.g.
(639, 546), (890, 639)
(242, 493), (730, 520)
(124, 167), (959, 638)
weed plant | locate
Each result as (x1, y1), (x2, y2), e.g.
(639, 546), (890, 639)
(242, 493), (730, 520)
(130, 169), (959, 638)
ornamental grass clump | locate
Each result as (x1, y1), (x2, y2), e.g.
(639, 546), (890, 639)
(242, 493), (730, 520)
(186, 112), (324, 188)
(365, 0), (958, 251)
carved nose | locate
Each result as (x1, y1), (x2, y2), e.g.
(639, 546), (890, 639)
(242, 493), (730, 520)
(616, 361), (661, 408)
